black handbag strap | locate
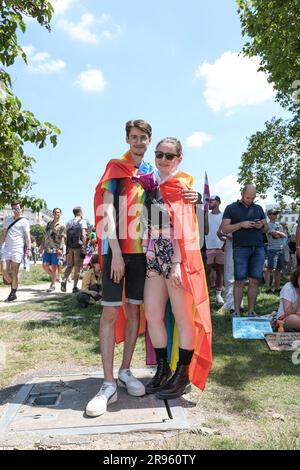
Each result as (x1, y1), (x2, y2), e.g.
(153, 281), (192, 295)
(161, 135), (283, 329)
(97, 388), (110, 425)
(5, 217), (25, 236)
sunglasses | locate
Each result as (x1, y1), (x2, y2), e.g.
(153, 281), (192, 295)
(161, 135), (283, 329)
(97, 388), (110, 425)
(155, 151), (178, 161)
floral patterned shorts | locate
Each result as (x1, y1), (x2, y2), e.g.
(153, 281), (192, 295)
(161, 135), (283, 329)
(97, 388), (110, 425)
(146, 236), (174, 279)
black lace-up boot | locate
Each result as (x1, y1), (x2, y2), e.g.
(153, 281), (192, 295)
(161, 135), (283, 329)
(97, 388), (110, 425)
(146, 356), (172, 394)
(155, 363), (191, 400)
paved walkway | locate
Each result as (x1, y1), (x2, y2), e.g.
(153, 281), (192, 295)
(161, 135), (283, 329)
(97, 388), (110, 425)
(0, 282), (81, 309)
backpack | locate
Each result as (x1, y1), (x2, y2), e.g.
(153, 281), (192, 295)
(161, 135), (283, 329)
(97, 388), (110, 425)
(67, 221), (83, 249)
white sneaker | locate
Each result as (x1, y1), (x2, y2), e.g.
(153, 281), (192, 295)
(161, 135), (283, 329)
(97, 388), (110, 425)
(117, 369), (145, 397)
(216, 291), (224, 306)
(85, 382), (117, 417)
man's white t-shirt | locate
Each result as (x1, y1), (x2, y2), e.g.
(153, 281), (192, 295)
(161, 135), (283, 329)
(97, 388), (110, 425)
(2, 217), (30, 261)
(205, 212), (224, 250)
(277, 282), (300, 319)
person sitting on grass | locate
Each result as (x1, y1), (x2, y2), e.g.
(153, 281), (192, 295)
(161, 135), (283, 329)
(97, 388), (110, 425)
(77, 254), (102, 308)
(275, 267), (300, 332)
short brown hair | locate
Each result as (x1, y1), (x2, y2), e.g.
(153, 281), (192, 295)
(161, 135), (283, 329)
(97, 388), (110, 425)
(290, 267), (300, 288)
(53, 208), (62, 214)
(155, 137), (183, 156)
(125, 120), (152, 139)
(11, 201), (22, 207)
(73, 206), (82, 216)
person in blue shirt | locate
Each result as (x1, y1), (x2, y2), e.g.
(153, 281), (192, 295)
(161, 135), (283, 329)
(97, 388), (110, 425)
(221, 185), (268, 317)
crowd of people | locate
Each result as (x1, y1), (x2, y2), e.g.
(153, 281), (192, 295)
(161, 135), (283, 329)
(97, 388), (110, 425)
(0, 118), (299, 419)
(0, 203), (99, 303)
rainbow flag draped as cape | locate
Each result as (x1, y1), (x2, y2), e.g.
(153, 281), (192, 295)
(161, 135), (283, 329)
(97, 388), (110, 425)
(160, 171), (212, 390)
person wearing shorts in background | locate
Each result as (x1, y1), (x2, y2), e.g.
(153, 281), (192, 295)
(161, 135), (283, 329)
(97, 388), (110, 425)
(1, 201), (31, 302)
(222, 185), (268, 317)
(39, 208), (66, 292)
(265, 208), (287, 294)
(61, 207), (87, 294)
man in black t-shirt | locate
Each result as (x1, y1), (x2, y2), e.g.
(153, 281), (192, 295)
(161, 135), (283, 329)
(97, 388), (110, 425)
(221, 185), (268, 317)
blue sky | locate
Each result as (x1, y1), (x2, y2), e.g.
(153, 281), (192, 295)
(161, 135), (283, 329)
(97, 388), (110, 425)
(10, 0), (287, 223)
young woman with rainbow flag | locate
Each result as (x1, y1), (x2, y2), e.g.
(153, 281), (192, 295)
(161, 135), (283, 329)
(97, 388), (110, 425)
(143, 137), (212, 400)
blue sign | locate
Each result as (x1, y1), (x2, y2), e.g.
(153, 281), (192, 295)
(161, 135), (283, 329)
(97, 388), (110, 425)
(232, 317), (273, 339)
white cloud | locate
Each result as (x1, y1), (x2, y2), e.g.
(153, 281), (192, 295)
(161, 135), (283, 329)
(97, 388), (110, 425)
(58, 12), (121, 44)
(74, 69), (106, 92)
(22, 45), (65, 73)
(29, 59), (66, 73)
(195, 51), (275, 112)
(187, 131), (213, 148)
(211, 175), (241, 210)
(51, 0), (77, 14)
(32, 52), (51, 62)
(22, 45), (35, 56)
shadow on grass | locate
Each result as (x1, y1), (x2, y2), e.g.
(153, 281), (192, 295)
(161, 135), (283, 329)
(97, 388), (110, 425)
(18, 296), (102, 354)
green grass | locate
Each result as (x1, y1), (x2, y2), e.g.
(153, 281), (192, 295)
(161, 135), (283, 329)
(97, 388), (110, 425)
(0, 264), (49, 287)
(0, 288), (299, 450)
(165, 422), (300, 450)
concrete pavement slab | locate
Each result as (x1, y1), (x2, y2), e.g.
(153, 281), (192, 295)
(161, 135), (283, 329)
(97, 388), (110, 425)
(0, 369), (189, 446)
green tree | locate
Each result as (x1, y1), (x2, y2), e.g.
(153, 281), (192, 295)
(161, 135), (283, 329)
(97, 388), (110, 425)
(237, 0), (300, 201)
(0, 1), (60, 211)
(237, 0), (300, 111)
(30, 223), (46, 245)
(238, 117), (300, 205)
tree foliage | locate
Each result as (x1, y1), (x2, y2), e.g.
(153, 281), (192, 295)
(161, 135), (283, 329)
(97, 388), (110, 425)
(30, 223), (45, 245)
(238, 117), (300, 205)
(0, 1), (60, 211)
(237, 0), (300, 111)
(237, 0), (300, 201)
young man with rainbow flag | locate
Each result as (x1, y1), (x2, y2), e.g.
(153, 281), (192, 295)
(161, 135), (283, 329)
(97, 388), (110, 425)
(86, 120), (201, 417)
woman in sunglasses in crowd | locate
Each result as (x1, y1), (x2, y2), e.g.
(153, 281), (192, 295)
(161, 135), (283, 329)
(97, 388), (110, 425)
(141, 137), (212, 400)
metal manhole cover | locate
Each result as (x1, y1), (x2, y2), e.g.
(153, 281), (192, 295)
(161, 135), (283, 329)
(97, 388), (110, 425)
(0, 370), (189, 439)
(27, 393), (61, 407)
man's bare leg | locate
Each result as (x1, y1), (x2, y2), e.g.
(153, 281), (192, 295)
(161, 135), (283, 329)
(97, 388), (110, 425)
(11, 262), (21, 290)
(264, 269), (272, 290)
(274, 270), (281, 290)
(50, 265), (58, 287)
(100, 306), (119, 383)
(2, 261), (12, 285)
(120, 303), (140, 370)
(234, 280), (244, 315)
(248, 277), (259, 314)
(42, 263), (53, 278)
(73, 266), (81, 288)
(215, 263), (224, 290)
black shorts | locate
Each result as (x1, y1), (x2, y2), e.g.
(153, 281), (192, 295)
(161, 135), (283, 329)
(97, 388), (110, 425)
(101, 252), (146, 306)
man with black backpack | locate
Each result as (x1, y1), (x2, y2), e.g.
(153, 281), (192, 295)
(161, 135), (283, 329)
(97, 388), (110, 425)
(1, 202), (31, 302)
(61, 206), (87, 293)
